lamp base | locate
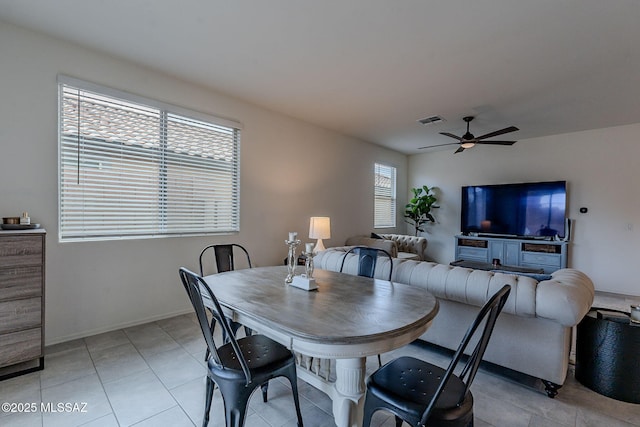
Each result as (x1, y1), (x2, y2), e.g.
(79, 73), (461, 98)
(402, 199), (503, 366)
(313, 239), (326, 253)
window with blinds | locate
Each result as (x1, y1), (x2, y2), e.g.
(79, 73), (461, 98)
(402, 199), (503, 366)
(374, 163), (396, 228)
(58, 77), (241, 241)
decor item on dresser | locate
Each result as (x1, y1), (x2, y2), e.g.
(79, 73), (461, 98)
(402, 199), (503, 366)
(404, 185), (438, 236)
(314, 247), (595, 398)
(0, 229), (46, 380)
(309, 216), (330, 253)
(2, 215), (41, 230)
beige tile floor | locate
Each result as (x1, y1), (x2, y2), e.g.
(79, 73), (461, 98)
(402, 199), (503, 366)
(1, 312), (639, 427)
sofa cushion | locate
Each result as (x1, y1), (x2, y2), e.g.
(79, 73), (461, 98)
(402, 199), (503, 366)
(392, 260), (538, 319)
(379, 234), (428, 260)
(344, 236), (397, 257)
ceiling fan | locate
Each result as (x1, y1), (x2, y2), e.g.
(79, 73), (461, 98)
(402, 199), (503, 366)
(419, 116), (519, 153)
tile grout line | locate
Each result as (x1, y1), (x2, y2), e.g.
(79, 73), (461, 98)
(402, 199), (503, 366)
(82, 336), (122, 427)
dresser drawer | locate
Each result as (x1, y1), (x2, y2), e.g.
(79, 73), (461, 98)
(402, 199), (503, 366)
(521, 252), (562, 268)
(0, 236), (43, 268)
(0, 328), (42, 367)
(0, 297), (41, 334)
(0, 266), (42, 301)
(458, 247), (488, 261)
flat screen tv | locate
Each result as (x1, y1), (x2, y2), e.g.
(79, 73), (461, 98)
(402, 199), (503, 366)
(461, 180), (567, 239)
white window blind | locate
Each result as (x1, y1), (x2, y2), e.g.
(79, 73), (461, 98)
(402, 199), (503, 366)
(374, 163), (396, 228)
(58, 77), (240, 241)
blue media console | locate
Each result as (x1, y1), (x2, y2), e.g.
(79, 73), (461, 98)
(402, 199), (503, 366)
(454, 235), (568, 274)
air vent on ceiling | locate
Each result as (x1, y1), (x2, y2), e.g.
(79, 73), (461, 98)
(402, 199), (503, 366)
(418, 115), (445, 125)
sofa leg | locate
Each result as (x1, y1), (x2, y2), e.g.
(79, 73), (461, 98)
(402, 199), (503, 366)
(542, 380), (561, 398)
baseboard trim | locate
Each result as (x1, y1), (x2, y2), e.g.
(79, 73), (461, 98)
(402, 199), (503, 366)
(45, 308), (194, 346)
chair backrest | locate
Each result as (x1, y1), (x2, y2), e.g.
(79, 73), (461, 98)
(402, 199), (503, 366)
(420, 284), (511, 426)
(199, 244), (252, 276)
(178, 267), (252, 385)
(339, 246), (393, 280)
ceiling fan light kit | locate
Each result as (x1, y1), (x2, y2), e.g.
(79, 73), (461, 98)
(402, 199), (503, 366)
(419, 116), (519, 153)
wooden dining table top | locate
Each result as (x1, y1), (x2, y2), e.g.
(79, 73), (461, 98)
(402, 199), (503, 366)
(203, 265), (439, 346)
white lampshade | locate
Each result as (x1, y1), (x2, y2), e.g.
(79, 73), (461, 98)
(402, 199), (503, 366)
(309, 217), (331, 253)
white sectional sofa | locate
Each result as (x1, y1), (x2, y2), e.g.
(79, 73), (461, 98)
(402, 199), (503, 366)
(314, 247), (595, 397)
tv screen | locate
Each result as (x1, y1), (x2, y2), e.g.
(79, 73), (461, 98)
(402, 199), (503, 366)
(461, 181), (567, 238)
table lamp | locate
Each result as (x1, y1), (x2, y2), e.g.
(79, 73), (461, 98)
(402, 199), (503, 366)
(309, 216), (330, 253)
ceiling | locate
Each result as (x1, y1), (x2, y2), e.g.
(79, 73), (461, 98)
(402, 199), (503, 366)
(1, 0), (640, 154)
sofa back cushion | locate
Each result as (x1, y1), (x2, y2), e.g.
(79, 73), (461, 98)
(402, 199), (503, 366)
(344, 236), (397, 257)
(392, 260), (537, 318)
(314, 248), (595, 327)
(379, 234), (427, 260)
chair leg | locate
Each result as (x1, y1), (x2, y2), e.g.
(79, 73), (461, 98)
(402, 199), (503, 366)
(286, 368), (304, 427)
(395, 415), (403, 427)
(203, 377), (215, 427)
(221, 387), (253, 427)
(377, 354), (382, 367)
(225, 407), (248, 427)
(362, 397), (375, 427)
(261, 382), (269, 402)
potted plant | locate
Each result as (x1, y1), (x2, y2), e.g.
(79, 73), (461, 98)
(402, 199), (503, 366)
(404, 185), (438, 235)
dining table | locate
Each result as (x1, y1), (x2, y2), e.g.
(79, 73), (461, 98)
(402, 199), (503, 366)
(203, 265), (439, 427)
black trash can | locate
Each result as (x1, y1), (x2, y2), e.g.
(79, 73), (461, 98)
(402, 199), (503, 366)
(575, 308), (640, 404)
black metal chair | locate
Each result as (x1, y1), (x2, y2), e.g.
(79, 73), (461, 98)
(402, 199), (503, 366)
(199, 244), (252, 276)
(198, 244), (270, 401)
(340, 246), (393, 366)
(362, 284), (512, 427)
(179, 267), (304, 427)
(339, 246), (393, 280)
(199, 244), (253, 338)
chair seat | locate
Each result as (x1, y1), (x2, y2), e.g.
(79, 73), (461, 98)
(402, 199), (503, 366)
(367, 356), (473, 423)
(210, 334), (296, 379)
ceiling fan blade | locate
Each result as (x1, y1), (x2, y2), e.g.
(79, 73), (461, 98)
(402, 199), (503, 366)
(475, 126), (519, 140)
(454, 146), (465, 154)
(417, 142), (460, 149)
(439, 132), (463, 141)
(475, 140), (517, 146)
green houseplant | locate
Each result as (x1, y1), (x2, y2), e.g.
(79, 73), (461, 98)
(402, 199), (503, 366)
(404, 185), (438, 235)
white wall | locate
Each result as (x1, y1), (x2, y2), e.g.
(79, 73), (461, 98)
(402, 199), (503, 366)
(408, 124), (640, 296)
(0, 22), (407, 344)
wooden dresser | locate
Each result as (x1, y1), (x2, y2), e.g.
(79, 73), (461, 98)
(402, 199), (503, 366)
(0, 229), (45, 379)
